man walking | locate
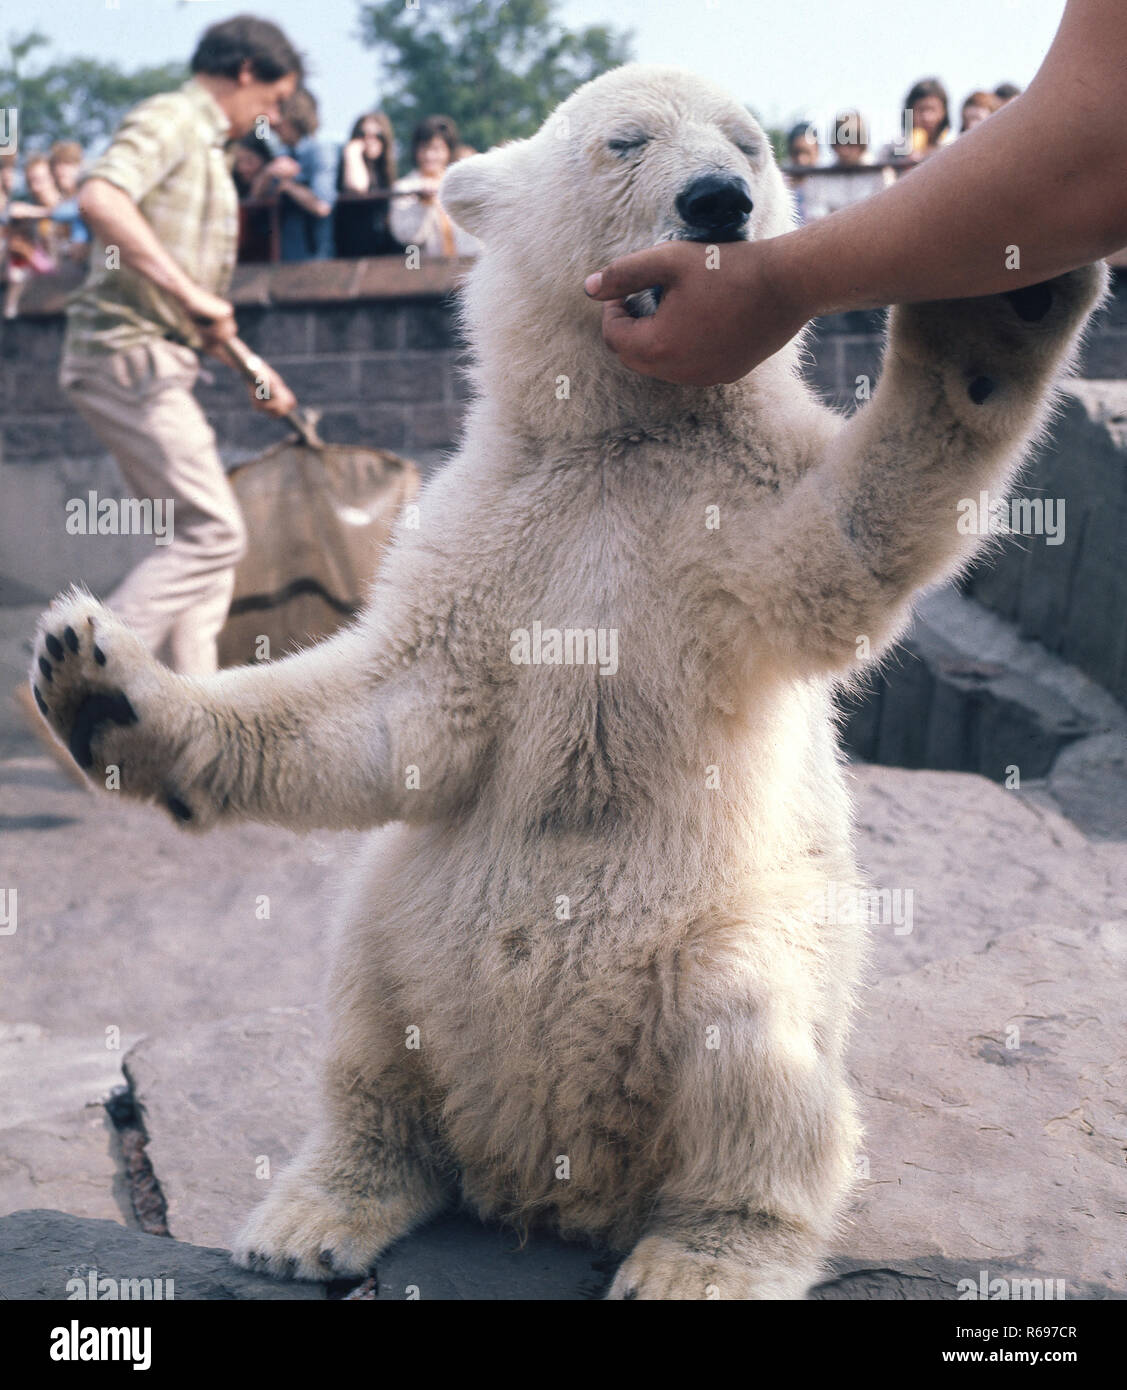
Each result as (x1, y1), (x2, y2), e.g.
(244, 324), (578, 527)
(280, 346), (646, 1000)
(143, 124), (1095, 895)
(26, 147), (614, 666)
(56, 14), (301, 676)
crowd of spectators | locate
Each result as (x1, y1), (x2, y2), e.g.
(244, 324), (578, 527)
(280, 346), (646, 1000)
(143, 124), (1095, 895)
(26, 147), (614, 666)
(785, 77), (1021, 223)
(0, 70), (1022, 302)
(228, 91), (481, 263)
(0, 142), (91, 315)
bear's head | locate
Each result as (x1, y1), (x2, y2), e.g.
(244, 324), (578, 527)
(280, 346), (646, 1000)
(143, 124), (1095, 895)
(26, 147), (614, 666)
(441, 65), (798, 435)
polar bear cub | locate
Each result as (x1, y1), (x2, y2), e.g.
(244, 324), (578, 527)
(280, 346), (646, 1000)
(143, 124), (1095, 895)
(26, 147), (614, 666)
(31, 64), (1104, 1298)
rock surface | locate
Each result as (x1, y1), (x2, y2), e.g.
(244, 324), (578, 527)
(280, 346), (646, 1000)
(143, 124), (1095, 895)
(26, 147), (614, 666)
(848, 764), (1125, 977)
(0, 1209), (324, 1300)
(1, 677), (1123, 1296)
(0, 1024), (139, 1225)
(844, 924), (1126, 1296)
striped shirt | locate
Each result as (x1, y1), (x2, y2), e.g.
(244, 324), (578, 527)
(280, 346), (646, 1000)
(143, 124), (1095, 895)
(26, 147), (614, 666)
(63, 79), (238, 357)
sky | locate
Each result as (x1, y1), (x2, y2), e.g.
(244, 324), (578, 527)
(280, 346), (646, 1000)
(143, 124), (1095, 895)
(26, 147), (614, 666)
(9, 0), (1067, 146)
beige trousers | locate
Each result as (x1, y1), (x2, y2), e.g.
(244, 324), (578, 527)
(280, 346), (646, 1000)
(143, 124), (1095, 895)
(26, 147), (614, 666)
(60, 339), (247, 676)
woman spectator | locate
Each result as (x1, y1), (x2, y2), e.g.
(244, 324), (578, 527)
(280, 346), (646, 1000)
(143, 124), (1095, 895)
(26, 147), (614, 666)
(389, 115), (482, 258)
(334, 110), (400, 257)
(960, 89), (1003, 133)
(898, 78), (954, 161)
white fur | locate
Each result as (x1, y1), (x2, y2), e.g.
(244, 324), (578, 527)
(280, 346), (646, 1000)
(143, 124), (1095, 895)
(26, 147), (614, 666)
(31, 65), (1106, 1298)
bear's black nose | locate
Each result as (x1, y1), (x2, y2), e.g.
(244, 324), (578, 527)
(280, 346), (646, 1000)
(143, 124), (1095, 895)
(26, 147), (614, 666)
(676, 175), (753, 238)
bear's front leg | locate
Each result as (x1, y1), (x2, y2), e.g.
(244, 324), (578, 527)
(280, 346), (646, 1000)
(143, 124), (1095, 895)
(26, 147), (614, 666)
(29, 587), (211, 821)
(743, 264), (1109, 673)
(233, 1064), (453, 1281)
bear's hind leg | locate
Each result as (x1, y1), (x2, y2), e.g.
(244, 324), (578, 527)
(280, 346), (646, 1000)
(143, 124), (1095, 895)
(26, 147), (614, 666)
(232, 1067), (452, 1282)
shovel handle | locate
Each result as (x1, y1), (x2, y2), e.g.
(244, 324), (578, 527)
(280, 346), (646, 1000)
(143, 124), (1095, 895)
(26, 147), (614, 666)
(219, 335), (320, 449)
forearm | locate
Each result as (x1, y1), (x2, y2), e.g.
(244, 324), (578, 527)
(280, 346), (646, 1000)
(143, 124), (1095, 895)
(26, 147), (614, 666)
(79, 179), (201, 307)
(771, 0), (1127, 315)
(340, 144), (370, 195)
(280, 180), (329, 217)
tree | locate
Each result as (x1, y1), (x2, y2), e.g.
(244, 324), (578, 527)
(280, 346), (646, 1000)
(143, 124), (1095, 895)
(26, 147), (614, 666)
(0, 31), (185, 154)
(356, 0), (633, 156)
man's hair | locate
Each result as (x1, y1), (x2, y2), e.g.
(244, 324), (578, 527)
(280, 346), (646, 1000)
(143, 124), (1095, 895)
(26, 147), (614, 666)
(190, 14), (303, 82)
(48, 140), (83, 168)
(279, 87), (319, 139)
(994, 82), (1021, 102)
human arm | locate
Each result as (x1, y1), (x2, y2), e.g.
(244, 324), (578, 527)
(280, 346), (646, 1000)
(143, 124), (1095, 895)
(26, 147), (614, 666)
(584, 0), (1127, 384)
(78, 177), (236, 344)
(339, 139), (372, 195)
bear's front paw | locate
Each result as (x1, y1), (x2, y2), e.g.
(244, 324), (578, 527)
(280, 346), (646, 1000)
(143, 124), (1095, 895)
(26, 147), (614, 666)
(29, 588), (197, 819)
(233, 1178), (402, 1282)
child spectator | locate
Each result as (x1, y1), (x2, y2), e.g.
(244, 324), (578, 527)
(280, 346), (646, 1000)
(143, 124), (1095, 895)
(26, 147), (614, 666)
(960, 90), (1003, 133)
(264, 86), (336, 260)
(784, 122), (822, 224)
(334, 110), (400, 257)
(389, 115), (482, 257)
(789, 113), (895, 223)
(786, 122), (820, 168)
(47, 141), (91, 257)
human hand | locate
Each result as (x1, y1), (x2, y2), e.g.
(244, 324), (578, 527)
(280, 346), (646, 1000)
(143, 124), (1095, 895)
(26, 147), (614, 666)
(265, 156), (301, 182)
(582, 237), (810, 385)
(248, 365), (297, 417)
(182, 286), (237, 346)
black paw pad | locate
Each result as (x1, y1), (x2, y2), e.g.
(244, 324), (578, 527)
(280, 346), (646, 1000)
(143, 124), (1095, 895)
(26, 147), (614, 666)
(1005, 282), (1053, 322)
(38, 656), (53, 683)
(33, 686), (48, 717)
(166, 794), (193, 823)
(93, 644), (107, 666)
(968, 376), (996, 404)
(68, 690), (138, 769)
(64, 626), (79, 653)
(45, 633), (64, 661)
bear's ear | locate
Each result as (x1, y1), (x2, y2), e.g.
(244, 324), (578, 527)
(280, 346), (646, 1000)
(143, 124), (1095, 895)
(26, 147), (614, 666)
(440, 142), (526, 242)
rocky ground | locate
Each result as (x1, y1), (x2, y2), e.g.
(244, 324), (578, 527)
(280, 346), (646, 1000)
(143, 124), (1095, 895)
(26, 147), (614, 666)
(1, 601), (1124, 1300)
